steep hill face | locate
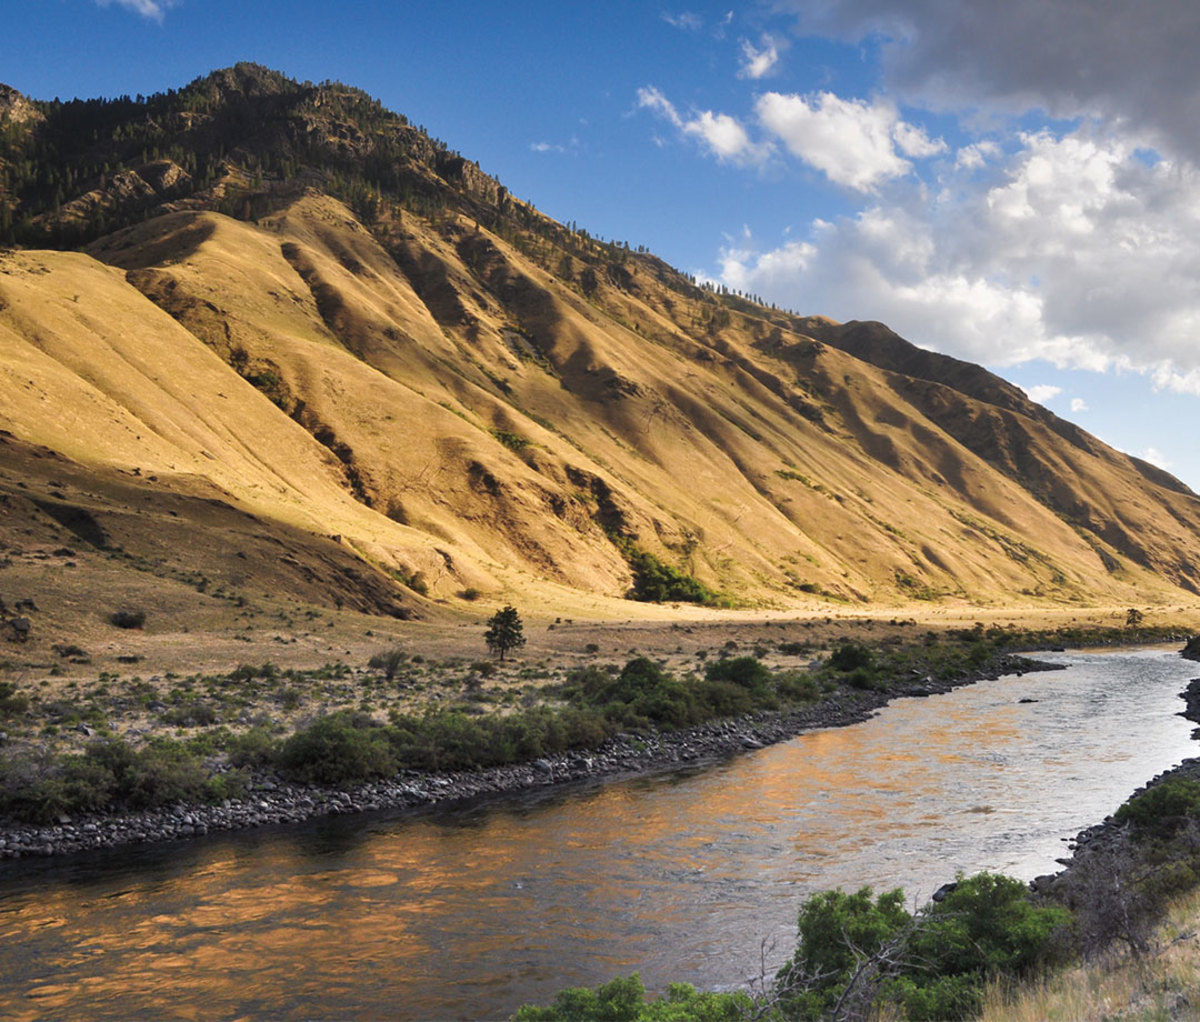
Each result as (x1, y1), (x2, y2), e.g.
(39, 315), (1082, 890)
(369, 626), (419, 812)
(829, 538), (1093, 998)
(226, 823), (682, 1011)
(2, 64), (1199, 621)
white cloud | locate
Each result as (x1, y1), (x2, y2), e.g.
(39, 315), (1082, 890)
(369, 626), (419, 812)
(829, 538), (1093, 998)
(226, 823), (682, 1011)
(738, 35), (782, 79)
(683, 110), (759, 161)
(1140, 447), (1172, 469)
(955, 141), (1001, 171)
(893, 121), (945, 158)
(718, 123), (1200, 384)
(661, 11), (703, 31)
(1070, 397), (1088, 412)
(755, 91), (929, 191)
(637, 86), (769, 166)
(531, 137), (579, 155)
(96, 0), (178, 20)
(636, 86), (682, 128)
(1024, 384), (1062, 404)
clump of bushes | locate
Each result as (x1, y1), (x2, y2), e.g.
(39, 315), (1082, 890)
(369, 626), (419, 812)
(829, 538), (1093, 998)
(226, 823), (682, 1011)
(368, 647), (407, 682)
(0, 680), (30, 718)
(520, 872), (1069, 1021)
(515, 974), (752, 1021)
(276, 711), (396, 784)
(0, 737), (237, 823)
(773, 872), (1069, 1020)
(627, 548), (713, 603)
(110, 609), (146, 629)
(1114, 776), (1200, 840)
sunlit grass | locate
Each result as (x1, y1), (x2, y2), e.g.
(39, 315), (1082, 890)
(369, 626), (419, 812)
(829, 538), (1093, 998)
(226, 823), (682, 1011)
(980, 887), (1200, 1022)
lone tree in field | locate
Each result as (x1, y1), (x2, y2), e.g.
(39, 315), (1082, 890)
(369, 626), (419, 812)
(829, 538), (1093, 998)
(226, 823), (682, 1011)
(485, 605), (526, 661)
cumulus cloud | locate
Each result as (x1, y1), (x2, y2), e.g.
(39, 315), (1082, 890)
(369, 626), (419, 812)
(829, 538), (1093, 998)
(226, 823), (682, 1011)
(719, 125), (1200, 382)
(96, 0), (178, 20)
(1071, 397), (1088, 413)
(893, 121), (945, 159)
(775, 0), (1200, 163)
(637, 86), (769, 165)
(738, 35), (783, 79)
(955, 141), (1001, 171)
(1024, 384), (1062, 404)
(754, 91), (943, 191)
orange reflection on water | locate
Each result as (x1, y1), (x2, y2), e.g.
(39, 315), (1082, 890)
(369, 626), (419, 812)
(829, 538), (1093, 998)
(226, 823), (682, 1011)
(1, 650), (1197, 1020)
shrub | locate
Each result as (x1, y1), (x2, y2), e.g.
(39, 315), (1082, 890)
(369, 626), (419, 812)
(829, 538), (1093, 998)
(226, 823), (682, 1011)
(1115, 776), (1200, 840)
(276, 711), (396, 784)
(898, 872), (1069, 1019)
(115, 740), (211, 809)
(161, 701), (219, 727)
(695, 678), (756, 717)
(773, 874), (1068, 1022)
(0, 681), (29, 718)
(626, 548), (713, 604)
(775, 671), (820, 703)
(110, 609), (146, 629)
(368, 647), (407, 682)
(828, 641), (874, 673)
(704, 656), (771, 690)
(776, 886), (910, 1021)
(226, 726), (278, 769)
(515, 973), (752, 1021)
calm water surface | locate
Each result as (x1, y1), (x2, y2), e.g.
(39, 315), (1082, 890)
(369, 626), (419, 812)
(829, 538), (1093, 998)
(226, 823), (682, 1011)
(0, 648), (1197, 1020)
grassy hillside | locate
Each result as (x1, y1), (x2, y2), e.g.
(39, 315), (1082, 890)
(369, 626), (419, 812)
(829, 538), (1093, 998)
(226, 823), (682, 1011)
(2, 63), (1200, 633)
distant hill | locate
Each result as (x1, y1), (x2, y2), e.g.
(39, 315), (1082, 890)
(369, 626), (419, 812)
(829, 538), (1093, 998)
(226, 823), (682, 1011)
(2, 62), (1198, 623)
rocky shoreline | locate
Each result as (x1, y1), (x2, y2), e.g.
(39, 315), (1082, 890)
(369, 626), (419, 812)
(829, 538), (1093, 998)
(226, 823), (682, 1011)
(0, 653), (1053, 862)
(1034, 675), (1200, 896)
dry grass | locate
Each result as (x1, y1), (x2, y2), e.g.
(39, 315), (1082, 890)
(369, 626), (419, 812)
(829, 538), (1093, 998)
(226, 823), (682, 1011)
(4, 190), (1200, 621)
(980, 889), (1200, 1022)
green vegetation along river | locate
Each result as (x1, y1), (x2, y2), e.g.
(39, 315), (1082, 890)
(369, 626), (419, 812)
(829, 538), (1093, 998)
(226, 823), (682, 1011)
(0, 647), (1195, 1019)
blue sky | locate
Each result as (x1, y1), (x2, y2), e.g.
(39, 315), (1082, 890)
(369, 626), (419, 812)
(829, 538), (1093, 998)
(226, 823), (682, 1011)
(8, 1), (1200, 488)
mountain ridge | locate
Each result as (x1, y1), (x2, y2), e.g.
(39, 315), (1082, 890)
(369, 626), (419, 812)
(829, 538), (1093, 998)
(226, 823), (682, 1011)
(2, 64), (1199, 629)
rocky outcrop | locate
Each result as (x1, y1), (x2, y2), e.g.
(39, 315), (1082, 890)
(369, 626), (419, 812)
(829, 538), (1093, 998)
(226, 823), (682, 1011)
(0, 84), (42, 126)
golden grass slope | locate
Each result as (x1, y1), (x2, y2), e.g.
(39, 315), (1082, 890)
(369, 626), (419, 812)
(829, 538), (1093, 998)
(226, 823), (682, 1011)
(2, 188), (1200, 617)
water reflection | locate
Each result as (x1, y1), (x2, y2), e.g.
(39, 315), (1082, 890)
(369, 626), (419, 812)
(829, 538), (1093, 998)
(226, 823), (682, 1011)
(0, 649), (1196, 1019)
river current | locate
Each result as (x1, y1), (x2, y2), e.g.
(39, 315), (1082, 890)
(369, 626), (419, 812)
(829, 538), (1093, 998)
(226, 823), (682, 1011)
(0, 647), (1197, 1020)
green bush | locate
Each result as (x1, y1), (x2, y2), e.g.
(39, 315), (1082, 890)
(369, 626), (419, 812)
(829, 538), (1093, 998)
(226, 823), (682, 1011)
(828, 641), (874, 673)
(774, 874), (1069, 1021)
(226, 726), (278, 769)
(626, 548), (713, 604)
(368, 647), (407, 682)
(776, 886), (910, 1021)
(775, 671), (820, 703)
(0, 738), (219, 822)
(276, 711), (396, 784)
(1115, 777), (1200, 840)
(0, 680), (29, 717)
(515, 973), (752, 1021)
(704, 656), (770, 690)
(898, 872), (1069, 1019)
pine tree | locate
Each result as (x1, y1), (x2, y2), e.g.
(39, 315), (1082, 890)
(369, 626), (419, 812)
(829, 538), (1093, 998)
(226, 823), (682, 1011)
(484, 606), (526, 661)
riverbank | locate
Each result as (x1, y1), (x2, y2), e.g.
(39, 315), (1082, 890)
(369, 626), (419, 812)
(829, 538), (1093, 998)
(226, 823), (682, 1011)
(1034, 673), (1200, 900)
(0, 651), (1053, 860)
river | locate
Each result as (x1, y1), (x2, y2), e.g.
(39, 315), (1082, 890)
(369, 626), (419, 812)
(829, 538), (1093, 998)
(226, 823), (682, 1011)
(0, 647), (1196, 1020)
